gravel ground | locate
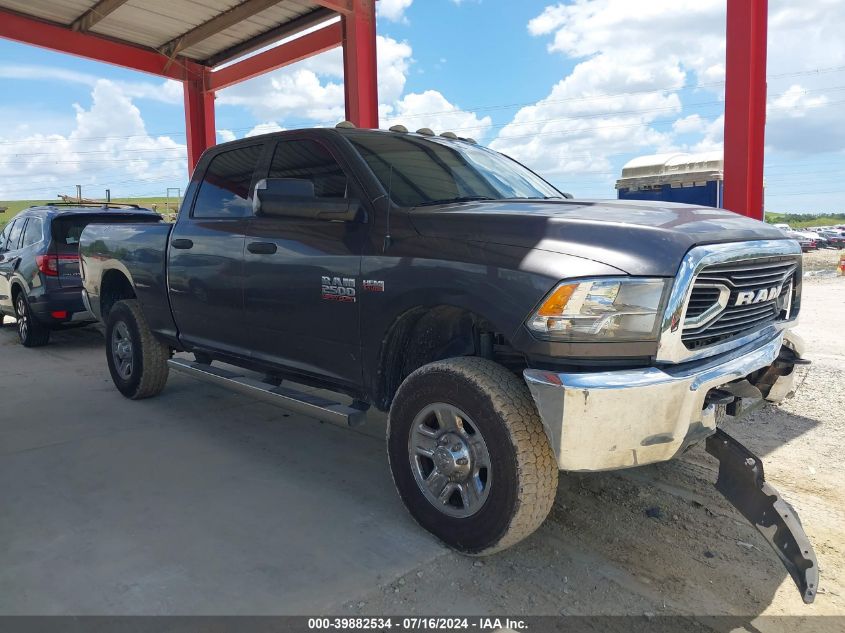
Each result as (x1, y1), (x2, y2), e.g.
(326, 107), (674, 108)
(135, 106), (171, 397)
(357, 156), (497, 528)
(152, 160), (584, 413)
(801, 247), (843, 273)
(352, 273), (845, 624)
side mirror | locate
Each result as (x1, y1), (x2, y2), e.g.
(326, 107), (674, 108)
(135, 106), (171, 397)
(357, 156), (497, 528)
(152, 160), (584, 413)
(253, 178), (360, 222)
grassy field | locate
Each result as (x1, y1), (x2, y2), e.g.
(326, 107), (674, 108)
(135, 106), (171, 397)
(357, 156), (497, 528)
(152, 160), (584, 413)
(1, 197), (177, 228)
(765, 212), (845, 228)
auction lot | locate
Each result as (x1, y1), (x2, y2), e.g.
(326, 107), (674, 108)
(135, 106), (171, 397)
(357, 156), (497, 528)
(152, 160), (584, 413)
(2, 272), (843, 620)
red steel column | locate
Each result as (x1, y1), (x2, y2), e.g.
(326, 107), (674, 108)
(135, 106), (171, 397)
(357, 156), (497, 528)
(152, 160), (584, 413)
(183, 66), (216, 174)
(723, 0), (768, 219)
(342, 0), (379, 128)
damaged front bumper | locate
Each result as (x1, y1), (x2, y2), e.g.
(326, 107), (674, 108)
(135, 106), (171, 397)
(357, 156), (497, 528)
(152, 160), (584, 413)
(523, 330), (818, 603)
(523, 330), (804, 472)
(705, 428), (819, 603)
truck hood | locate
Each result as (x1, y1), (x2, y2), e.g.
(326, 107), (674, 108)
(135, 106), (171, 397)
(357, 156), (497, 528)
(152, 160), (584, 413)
(409, 199), (791, 276)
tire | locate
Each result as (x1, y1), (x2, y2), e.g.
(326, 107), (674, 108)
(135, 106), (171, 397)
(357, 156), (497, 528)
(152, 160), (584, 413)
(387, 356), (558, 555)
(14, 293), (50, 347)
(105, 299), (169, 399)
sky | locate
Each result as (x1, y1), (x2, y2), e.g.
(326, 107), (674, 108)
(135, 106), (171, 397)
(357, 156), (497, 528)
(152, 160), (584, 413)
(0, 0), (843, 213)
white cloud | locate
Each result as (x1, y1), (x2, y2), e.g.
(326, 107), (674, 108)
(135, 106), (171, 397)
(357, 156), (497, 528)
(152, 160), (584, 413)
(491, 0), (845, 191)
(0, 80), (185, 199)
(672, 114), (706, 135)
(377, 0), (413, 23)
(0, 64), (182, 105)
(383, 90), (492, 139)
(217, 35), (412, 124)
(245, 122), (286, 137)
(215, 34), (484, 141)
(217, 129), (237, 143)
(491, 0), (720, 177)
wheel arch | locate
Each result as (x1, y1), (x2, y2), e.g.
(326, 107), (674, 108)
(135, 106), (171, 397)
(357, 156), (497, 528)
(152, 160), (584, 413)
(100, 267), (136, 319)
(10, 280), (25, 304)
(372, 303), (522, 411)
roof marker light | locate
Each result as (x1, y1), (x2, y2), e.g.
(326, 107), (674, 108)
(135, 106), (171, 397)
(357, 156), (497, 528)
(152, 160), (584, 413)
(335, 121), (356, 129)
(416, 127), (435, 136)
(389, 124), (408, 133)
(440, 132), (458, 139)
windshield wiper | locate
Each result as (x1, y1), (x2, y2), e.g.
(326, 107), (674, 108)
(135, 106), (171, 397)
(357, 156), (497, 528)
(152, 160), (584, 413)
(505, 195), (565, 200)
(415, 196), (496, 207)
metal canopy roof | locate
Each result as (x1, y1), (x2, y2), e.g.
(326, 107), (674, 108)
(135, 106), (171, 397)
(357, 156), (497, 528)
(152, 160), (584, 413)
(0, 0), (338, 67)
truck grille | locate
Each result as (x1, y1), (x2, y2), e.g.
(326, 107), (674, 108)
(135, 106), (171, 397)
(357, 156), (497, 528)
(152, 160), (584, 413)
(682, 257), (798, 350)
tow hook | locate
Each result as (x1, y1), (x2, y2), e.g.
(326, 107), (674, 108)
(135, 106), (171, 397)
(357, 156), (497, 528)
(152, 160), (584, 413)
(705, 428), (819, 604)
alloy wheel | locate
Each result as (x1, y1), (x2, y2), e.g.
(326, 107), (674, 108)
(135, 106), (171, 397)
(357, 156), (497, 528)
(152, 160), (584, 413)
(111, 321), (134, 379)
(408, 402), (492, 518)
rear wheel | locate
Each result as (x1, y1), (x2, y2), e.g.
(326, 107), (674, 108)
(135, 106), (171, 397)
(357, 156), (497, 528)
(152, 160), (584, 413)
(387, 357), (558, 555)
(14, 293), (50, 347)
(105, 299), (169, 399)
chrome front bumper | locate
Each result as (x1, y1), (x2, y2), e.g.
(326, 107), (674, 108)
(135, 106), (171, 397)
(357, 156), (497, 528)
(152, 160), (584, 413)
(524, 331), (803, 472)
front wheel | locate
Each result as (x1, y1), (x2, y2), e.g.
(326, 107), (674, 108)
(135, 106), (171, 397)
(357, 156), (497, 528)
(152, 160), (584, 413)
(105, 299), (169, 399)
(387, 357), (558, 555)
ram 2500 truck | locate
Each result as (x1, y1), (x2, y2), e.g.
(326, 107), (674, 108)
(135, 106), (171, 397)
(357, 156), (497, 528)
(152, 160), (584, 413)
(79, 126), (817, 602)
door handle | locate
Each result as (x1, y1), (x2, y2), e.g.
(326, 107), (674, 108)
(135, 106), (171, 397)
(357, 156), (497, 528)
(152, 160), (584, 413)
(247, 241), (277, 255)
(171, 238), (194, 250)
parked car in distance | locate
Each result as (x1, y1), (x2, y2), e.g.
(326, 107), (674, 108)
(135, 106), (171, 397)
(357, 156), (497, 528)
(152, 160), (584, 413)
(0, 203), (161, 346)
(818, 229), (845, 248)
(796, 230), (828, 249)
(783, 230), (817, 251)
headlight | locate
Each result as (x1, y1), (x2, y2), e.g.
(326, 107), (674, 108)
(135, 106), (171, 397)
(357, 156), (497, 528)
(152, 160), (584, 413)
(526, 277), (669, 341)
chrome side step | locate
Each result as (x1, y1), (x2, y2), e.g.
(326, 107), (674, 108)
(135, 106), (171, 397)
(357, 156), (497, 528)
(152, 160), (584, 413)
(167, 358), (368, 426)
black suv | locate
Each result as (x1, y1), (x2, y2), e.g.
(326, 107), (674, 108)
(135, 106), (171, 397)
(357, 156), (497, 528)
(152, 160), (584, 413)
(0, 203), (160, 346)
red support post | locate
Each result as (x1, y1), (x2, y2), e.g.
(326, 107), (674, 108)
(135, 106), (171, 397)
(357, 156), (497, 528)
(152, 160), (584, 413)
(183, 64), (216, 174)
(723, 0), (768, 220)
(342, 0), (379, 128)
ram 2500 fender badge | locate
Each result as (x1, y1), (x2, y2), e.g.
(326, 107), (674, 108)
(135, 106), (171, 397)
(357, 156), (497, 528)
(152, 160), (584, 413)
(735, 285), (782, 306)
(362, 279), (385, 292)
(321, 276), (356, 302)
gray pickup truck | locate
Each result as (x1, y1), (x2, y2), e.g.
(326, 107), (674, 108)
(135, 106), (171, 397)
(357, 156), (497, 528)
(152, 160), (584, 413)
(79, 126), (817, 602)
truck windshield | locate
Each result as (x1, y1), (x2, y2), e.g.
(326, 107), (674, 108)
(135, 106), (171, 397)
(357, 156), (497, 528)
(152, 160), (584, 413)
(347, 133), (563, 207)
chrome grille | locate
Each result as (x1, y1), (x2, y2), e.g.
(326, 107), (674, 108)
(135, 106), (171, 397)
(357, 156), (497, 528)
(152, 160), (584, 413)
(682, 257), (798, 350)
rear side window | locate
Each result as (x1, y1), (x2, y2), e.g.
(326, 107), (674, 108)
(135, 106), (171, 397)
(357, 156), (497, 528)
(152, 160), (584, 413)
(192, 144), (263, 218)
(22, 217), (43, 247)
(53, 219), (86, 246)
(6, 218), (25, 250)
(269, 140), (349, 198)
(51, 214), (161, 248)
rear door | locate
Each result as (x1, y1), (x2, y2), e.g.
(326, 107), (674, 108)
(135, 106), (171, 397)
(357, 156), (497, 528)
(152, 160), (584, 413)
(241, 137), (365, 388)
(167, 143), (264, 356)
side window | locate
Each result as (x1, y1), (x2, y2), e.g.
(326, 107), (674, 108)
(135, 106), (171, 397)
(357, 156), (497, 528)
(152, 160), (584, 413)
(192, 144), (263, 219)
(22, 217), (43, 247)
(269, 140), (349, 198)
(6, 218), (25, 251)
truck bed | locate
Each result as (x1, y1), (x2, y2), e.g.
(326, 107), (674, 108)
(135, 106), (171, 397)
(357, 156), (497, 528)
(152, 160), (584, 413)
(80, 221), (177, 341)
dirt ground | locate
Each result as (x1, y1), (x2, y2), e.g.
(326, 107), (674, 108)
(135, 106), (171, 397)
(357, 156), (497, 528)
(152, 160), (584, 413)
(351, 261), (845, 624)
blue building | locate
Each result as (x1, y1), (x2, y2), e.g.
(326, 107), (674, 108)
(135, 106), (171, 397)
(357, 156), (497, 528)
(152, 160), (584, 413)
(616, 152), (725, 208)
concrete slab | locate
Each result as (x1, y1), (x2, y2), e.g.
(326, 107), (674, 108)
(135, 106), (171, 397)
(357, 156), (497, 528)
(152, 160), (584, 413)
(0, 324), (445, 615)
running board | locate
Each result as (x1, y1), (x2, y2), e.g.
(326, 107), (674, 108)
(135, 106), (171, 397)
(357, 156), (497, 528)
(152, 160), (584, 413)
(167, 358), (368, 426)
